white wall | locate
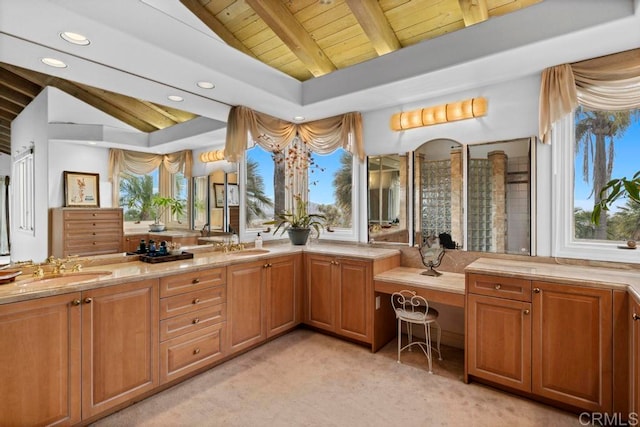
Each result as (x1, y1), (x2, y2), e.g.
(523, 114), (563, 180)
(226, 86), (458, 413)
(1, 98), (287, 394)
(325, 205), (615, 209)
(48, 141), (111, 208)
(0, 154), (10, 176)
(10, 89), (50, 262)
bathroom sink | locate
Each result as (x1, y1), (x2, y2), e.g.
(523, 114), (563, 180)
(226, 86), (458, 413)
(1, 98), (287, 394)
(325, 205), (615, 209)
(230, 249), (270, 257)
(26, 271), (112, 286)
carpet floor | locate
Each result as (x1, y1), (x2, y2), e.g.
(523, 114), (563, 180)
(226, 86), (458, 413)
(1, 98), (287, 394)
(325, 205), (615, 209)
(93, 329), (579, 426)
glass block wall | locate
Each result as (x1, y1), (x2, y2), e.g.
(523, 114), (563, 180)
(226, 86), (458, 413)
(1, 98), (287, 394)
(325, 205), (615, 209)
(420, 159), (451, 243)
(468, 159), (492, 251)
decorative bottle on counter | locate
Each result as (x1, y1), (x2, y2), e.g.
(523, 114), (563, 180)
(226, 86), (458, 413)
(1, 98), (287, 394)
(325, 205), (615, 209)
(255, 233), (263, 249)
(139, 239), (146, 253)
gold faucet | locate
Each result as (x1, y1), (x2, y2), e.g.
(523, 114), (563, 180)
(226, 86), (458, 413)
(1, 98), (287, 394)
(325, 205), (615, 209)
(32, 264), (44, 279)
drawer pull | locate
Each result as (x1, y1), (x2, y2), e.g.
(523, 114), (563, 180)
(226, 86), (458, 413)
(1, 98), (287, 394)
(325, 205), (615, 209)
(533, 288), (541, 293)
(192, 317), (200, 324)
(92, 213), (97, 217)
(71, 299), (81, 306)
(494, 284), (501, 290)
(84, 297), (93, 304)
(193, 348), (200, 355)
(264, 263), (269, 268)
(633, 313), (640, 321)
(92, 232), (96, 236)
(523, 309), (530, 315)
(192, 298), (200, 305)
(192, 278), (200, 284)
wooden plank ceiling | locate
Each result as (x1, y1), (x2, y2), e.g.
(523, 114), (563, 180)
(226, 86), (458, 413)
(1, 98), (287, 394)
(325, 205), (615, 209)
(181, 0), (542, 81)
(0, 63), (197, 155)
(0, 0), (540, 155)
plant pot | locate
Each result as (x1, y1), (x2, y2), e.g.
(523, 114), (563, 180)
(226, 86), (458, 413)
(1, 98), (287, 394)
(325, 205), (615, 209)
(149, 223), (166, 232)
(287, 228), (310, 245)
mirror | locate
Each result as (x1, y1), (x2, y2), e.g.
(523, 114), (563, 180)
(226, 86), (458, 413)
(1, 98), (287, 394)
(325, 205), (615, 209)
(193, 176), (209, 232)
(413, 139), (463, 249)
(367, 154), (409, 243)
(467, 137), (531, 254)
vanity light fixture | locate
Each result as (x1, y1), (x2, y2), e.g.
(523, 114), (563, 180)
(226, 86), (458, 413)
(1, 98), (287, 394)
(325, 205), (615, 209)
(390, 97), (488, 131)
(41, 57), (67, 68)
(60, 31), (90, 46)
(167, 95), (184, 102)
(199, 149), (225, 162)
(196, 81), (215, 89)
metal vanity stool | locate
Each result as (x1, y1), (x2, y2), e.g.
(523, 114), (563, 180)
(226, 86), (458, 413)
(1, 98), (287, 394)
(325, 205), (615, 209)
(391, 290), (442, 373)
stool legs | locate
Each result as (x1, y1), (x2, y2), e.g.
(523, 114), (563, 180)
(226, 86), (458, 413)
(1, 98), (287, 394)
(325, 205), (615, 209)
(396, 319), (443, 373)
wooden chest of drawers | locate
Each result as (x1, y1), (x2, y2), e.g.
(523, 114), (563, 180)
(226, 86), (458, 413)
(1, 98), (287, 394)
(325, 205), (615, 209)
(50, 208), (123, 257)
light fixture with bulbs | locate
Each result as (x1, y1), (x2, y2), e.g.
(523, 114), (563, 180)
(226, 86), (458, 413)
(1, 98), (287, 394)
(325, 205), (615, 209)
(389, 97), (488, 131)
(199, 150), (225, 162)
(60, 31), (90, 46)
(41, 57), (67, 68)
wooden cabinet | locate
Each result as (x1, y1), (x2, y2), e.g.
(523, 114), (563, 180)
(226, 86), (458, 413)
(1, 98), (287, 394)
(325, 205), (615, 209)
(123, 233), (147, 252)
(148, 233), (199, 247)
(305, 254), (372, 343)
(159, 268), (227, 384)
(0, 293), (82, 426)
(50, 208), (123, 257)
(466, 273), (613, 413)
(227, 255), (302, 354)
(81, 279), (159, 419)
(630, 296), (640, 414)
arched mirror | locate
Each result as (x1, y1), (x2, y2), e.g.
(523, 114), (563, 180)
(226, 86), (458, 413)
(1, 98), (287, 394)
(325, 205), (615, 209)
(367, 154), (409, 243)
(414, 139), (463, 249)
(467, 137), (531, 254)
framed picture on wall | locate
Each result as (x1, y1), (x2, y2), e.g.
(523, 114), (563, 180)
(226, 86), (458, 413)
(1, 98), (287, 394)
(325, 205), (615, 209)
(64, 171), (100, 207)
(227, 184), (239, 207)
(214, 183), (225, 208)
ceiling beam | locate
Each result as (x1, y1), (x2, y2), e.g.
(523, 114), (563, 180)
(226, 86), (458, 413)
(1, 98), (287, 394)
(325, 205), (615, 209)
(458, 0), (489, 26)
(0, 98), (22, 116)
(0, 118), (11, 131)
(245, 0), (336, 77)
(0, 66), (43, 98)
(0, 85), (32, 108)
(345, 0), (401, 56)
(179, 0), (257, 59)
(0, 109), (16, 121)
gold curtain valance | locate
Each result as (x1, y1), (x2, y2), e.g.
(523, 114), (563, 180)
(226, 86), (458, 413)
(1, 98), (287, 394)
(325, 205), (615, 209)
(539, 47), (640, 143)
(223, 105), (364, 162)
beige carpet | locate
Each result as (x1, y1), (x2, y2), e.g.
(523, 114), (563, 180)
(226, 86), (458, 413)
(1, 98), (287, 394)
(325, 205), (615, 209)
(93, 329), (578, 426)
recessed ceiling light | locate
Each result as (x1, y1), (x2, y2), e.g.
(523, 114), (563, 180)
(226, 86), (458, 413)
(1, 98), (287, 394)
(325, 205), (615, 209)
(167, 95), (184, 102)
(319, 0), (333, 4)
(60, 31), (90, 46)
(41, 57), (67, 68)
(87, 141), (97, 145)
(293, 116), (305, 121)
(196, 81), (215, 89)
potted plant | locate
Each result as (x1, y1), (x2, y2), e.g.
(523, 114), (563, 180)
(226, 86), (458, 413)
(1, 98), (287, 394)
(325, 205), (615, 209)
(591, 170), (640, 246)
(149, 195), (185, 232)
(264, 195), (326, 245)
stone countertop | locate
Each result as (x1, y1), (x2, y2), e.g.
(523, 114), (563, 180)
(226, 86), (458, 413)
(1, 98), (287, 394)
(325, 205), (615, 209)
(0, 243), (400, 305)
(374, 266), (465, 295)
(466, 258), (640, 300)
(125, 230), (201, 238)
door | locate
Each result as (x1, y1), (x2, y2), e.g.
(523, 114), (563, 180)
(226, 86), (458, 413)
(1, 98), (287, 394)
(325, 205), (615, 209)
(227, 260), (266, 353)
(305, 254), (335, 331)
(82, 279), (159, 419)
(267, 254), (301, 337)
(335, 258), (371, 342)
(532, 281), (612, 413)
(630, 297), (640, 414)
(467, 293), (532, 392)
(0, 293), (81, 426)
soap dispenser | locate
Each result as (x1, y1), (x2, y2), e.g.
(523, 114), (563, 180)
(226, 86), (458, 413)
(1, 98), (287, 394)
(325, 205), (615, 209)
(255, 232), (263, 249)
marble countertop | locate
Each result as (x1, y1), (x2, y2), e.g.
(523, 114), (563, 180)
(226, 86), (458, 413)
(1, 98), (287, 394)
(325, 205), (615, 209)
(374, 267), (465, 295)
(0, 243), (400, 305)
(466, 257), (640, 300)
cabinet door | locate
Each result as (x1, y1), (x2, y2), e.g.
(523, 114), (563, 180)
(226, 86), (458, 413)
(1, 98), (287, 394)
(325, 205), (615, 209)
(123, 234), (147, 253)
(630, 297), (640, 414)
(0, 293), (81, 426)
(532, 281), (612, 413)
(305, 254), (335, 331)
(467, 294), (532, 392)
(82, 279), (159, 419)
(227, 260), (266, 354)
(335, 258), (372, 342)
(267, 254), (301, 337)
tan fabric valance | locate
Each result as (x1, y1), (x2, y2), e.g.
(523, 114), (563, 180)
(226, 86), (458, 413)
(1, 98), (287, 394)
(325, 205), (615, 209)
(108, 149), (192, 206)
(224, 105), (364, 162)
(539, 48), (640, 143)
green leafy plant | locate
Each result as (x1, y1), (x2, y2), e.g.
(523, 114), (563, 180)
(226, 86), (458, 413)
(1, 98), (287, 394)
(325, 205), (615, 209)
(151, 195), (185, 224)
(264, 194), (326, 237)
(591, 170), (640, 225)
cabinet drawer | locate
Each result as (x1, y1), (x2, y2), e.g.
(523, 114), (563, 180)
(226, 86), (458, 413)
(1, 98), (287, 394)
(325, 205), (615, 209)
(63, 209), (122, 221)
(160, 268), (226, 298)
(63, 240), (121, 255)
(65, 226), (122, 240)
(64, 220), (122, 233)
(160, 286), (226, 320)
(160, 323), (225, 384)
(468, 273), (531, 302)
(160, 303), (226, 341)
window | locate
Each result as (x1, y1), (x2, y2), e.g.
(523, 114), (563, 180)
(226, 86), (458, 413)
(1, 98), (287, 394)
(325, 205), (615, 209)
(169, 172), (188, 224)
(14, 147), (34, 234)
(119, 169), (159, 222)
(245, 145), (276, 229)
(552, 107), (640, 263)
